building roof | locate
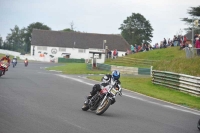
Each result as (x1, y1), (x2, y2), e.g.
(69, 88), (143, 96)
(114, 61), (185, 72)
(31, 29), (130, 51)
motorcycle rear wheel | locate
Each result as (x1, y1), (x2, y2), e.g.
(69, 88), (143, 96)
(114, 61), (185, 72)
(96, 98), (111, 115)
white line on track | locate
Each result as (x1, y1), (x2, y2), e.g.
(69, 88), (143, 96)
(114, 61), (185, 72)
(36, 72), (200, 116)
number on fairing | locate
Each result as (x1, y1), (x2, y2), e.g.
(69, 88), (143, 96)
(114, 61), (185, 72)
(111, 88), (118, 95)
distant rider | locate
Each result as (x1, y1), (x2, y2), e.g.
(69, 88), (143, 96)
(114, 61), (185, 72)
(83, 70), (121, 106)
(12, 56), (17, 65)
(0, 54), (11, 75)
(24, 58), (28, 65)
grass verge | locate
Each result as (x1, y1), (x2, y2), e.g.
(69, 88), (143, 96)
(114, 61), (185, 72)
(46, 63), (109, 74)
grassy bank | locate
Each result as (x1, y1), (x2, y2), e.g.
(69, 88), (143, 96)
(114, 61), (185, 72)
(105, 47), (200, 76)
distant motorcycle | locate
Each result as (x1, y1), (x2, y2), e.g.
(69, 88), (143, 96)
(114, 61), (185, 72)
(82, 79), (122, 115)
(0, 61), (9, 77)
(12, 59), (17, 67)
(198, 119), (200, 130)
(24, 60), (28, 67)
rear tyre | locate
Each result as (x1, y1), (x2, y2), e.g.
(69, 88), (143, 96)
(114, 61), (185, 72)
(96, 98), (111, 115)
(198, 119), (200, 130)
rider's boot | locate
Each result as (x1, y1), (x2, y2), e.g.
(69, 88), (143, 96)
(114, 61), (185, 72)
(84, 95), (93, 105)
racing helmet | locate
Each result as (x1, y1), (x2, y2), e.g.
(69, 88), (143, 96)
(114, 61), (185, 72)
(102, 75), (110, 83)
(112, 70), (120, 80)
(6, 54), (9, 58)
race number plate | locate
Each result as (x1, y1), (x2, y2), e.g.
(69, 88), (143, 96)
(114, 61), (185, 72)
(111, 88), (118, 95)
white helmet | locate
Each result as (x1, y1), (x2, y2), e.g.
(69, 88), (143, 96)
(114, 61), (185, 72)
(102, 75), (110, 83)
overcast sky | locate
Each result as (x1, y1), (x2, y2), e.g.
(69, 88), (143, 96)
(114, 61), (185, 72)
(0, 0), (199, 45)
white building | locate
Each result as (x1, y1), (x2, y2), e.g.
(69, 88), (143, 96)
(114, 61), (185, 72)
(31, 29), (130, 63)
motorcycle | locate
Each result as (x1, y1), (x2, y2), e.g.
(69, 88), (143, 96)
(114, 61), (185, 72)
(82, 80), (122, 115)
(0, 61), (9, 77)
(198, 119), (200, 130)
(12, 59), (17, 67)
(24, 60), (28, 67)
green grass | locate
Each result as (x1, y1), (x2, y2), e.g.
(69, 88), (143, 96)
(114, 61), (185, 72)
(46, 63), (110, 74)
(105, 47), (200, 76)
(88, 75), (200, 110)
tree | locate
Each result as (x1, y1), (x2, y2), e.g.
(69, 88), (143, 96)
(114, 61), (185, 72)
(24, 22), (51, 53)
(0, 35), (3, 49)
(119, 13), (153, 45)
(4, 25), (24, 51)
(62, 28), (73, 32)
(181, 5), (200, 32)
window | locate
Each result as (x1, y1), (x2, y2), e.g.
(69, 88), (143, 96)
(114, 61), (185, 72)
(37, 46), (47, 50)
(59, 48), (66, 52)
(78, 49), (86, 53)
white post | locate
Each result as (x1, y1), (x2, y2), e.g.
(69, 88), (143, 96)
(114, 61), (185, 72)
(150, 66), (153, 77)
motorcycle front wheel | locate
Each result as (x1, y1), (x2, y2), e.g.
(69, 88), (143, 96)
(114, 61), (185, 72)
(96, 97), (111, 115)
(0, 70), (2, 77)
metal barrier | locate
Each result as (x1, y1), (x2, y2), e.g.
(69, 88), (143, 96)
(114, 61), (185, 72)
(86, 63), (151, 75)
(152, 70), (200, 96)
(58, 58), (85, 63)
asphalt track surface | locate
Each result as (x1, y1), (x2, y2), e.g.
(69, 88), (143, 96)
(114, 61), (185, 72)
(0, 62), (199, 133)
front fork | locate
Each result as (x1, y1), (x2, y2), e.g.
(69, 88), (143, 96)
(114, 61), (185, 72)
(100, 94), (108, 106)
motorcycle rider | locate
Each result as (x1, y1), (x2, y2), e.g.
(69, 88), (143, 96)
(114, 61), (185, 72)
(24, 58), (28, 63)
(84, 70), (121, 106)
(0, 54), (11, 75)
(12, 56), (17, 65)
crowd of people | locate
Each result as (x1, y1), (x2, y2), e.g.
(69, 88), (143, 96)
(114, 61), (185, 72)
(126, 34), (200, 56)
(105, 33), (200, 59)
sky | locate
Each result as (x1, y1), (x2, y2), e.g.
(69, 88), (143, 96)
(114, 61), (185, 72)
(0, 0), (199, 45)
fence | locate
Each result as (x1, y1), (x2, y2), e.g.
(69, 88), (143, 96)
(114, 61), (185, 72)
(86, 63), (151, 75)
(58, 58), (85, 63)
(152, 70), (200, 96)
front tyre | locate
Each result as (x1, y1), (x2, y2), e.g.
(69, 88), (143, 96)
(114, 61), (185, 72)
(96, 98), (111, 115)
(198, 119), (200, 130)
(0, 70), (2, 77)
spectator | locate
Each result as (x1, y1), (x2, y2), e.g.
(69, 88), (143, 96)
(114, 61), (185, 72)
(195, 36), (200, 56)
(126, 49), (130, 55)
(183, 35), (187, 46)
(163, 38), (167, 48)
(160, 41), (163, 48)
(113, 49), (117, 59)
(135, 44), (138, 52)
(167, 38), (171, 46)
(173, 35), (178, 46)
(145, 44), (149, 51)
(194, 34), (198, 44)
(130, 45), (135, 54)
(138, 45), (143, 52)
(142, 44), (146, 51)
